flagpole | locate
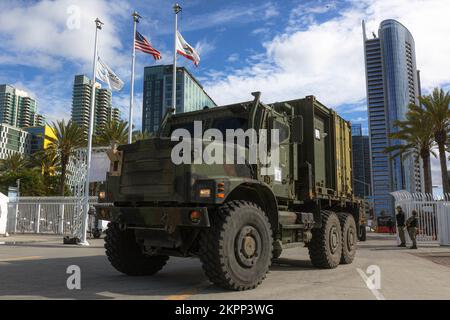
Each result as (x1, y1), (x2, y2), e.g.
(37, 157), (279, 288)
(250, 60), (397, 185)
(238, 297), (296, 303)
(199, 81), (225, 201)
(80, 17), (103, 246)
(172, 3), (182, 115)
(129, 11), (140, 143)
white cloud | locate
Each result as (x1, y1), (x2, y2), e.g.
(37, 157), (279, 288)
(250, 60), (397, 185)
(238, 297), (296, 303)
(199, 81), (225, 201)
(227, 53), (239, 63)
(264, 3), (280, 19)
(0, 0), (130, 73)
(195, 39), (215, 57)
(205, 0), (450, 106)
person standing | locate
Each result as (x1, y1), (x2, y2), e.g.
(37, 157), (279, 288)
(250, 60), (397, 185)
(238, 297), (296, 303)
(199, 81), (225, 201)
(406, 210), (419, 249)
(396, 206), (406, 247)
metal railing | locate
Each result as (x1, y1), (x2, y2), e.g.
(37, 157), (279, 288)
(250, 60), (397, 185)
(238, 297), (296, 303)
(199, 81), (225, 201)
(7, 197), (98, 235)
(391, 191), (450, 246)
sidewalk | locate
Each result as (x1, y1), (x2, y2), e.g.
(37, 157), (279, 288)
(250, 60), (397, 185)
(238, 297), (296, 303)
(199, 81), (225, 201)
(0, 234), (64, 244)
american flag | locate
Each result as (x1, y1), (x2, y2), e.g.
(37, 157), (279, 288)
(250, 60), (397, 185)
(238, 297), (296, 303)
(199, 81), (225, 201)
(135, 31), (161, 60)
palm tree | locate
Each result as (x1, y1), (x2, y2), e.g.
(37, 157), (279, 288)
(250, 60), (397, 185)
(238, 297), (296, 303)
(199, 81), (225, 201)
(133, 130), (152, 142)
(47, 120), (85, 195)
(421, 88), (450, 195)
(0, 153), (29, 175)
(31, 149), (59, 177)
(96, 120), (128, 151)
(385, 104), (436, 194)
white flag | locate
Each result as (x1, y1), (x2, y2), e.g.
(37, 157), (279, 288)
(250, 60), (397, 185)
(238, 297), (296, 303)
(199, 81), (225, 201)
(176, 31), (200, 66)
(96, 57), (124, 91)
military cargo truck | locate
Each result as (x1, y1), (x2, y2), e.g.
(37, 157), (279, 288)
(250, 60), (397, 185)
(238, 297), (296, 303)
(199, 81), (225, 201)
(95, 93), (364, 291)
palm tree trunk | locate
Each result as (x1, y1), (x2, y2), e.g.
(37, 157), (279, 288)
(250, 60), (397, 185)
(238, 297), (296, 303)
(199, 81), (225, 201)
(422, 153), (432, 194)
(60, 159), (67, 196)
(437, 142), (450, 196)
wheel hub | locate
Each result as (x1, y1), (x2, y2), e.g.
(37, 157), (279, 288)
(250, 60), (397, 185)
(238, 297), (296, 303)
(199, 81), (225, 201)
(243, 236), (257, 257)
(235, 226), (261, 268)
(347, 228), (355, 248)
(329, 226), (339, 254)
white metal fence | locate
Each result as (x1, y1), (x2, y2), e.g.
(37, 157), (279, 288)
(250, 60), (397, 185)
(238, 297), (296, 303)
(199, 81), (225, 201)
(7, 197), (98, 236)
(391, 191), (450, 246)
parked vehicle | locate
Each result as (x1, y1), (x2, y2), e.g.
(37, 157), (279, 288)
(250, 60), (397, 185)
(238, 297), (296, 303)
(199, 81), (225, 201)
(95, 93), (364, 290)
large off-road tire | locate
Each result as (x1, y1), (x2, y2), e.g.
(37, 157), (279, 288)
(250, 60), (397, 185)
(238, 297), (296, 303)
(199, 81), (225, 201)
(199, 200), (273, 291)
(338, 213), (357, 264)
(105, 222), (169, 276)
(308, 210), (342, 269)
(358, 224), (367, 241)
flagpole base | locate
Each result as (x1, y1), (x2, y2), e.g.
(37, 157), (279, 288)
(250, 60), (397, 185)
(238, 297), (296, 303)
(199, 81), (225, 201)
(78, 240), (90, 247)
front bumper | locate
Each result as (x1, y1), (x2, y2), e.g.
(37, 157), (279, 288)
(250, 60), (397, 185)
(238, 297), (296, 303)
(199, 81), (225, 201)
(94, 203), (211, 231)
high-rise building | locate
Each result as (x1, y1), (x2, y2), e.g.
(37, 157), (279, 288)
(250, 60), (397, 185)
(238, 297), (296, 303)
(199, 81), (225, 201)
(95, 88), (112, 135)
(0, 84), (45, 128)
(110, 107), (121, 123)
(351, 123), (372, 198)
(0, 123), (31, 160)
(363, 19), (423, 216)
(71, 75), (114, 136)
(71, 75), (113, 135)
(142, 65), (217, 133)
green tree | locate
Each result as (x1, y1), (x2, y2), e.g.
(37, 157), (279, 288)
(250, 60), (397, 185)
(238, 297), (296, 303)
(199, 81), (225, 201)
(47, 120), (86, 195)
(0, 168), (47, 196)
(96, 120), (128, 150)
(0, 153), (29, 175)
(385, 103), (436, 194)
(31, 149), (59, 177)
(421, 88), (450, 195)
(132, 129), (152, 142)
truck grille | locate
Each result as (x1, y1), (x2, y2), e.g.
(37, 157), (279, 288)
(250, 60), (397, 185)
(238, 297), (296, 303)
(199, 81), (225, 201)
(119, 139), (180, 200)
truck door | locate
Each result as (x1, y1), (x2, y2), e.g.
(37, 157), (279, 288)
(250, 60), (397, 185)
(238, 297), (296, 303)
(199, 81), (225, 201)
(314, 117), (326, 187)
(268, 112), (294, 200)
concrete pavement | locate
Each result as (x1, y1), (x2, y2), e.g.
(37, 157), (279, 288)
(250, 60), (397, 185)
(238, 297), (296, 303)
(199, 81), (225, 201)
(0, 234), (449, 300)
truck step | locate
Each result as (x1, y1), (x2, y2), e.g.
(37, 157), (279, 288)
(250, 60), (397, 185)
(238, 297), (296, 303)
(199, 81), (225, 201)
(281, 224), (304, 230)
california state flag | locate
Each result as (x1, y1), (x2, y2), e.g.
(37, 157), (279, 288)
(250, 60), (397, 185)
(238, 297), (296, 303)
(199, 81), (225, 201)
(176, 31), (200, 66)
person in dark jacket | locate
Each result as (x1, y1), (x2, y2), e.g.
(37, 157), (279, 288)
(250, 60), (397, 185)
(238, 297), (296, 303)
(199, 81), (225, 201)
(406, 210), (419, 249)
(396, 206), (406, 247)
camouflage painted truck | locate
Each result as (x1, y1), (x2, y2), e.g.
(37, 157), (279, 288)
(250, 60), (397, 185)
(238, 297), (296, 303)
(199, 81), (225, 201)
(95, 93), (365, 291)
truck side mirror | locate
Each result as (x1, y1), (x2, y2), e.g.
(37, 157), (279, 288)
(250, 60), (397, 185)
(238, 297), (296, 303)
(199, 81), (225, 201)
(292, 116), (303, 144)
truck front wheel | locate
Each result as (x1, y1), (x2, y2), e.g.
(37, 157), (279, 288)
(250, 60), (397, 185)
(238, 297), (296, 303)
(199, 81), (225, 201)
(105, 222), (169, 276)
(308, 211), (342, 269)
(199, 200), (273, 291)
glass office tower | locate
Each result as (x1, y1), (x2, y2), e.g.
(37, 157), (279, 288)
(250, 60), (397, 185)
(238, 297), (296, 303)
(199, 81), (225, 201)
(142, 65), (217, 133)
(352, 124), (372, 199)
(363, 19), (423, 217)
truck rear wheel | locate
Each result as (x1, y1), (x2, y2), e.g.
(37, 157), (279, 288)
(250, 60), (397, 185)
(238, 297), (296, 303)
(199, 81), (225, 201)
(308, 211), (342, 269)
(338, 213), (357, 264)
(105, 222), (169, 276)
(199, 200), (273, 291)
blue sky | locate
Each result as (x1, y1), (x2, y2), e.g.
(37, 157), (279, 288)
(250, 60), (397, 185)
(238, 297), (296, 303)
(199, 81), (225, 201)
(1, 0), (450, 187)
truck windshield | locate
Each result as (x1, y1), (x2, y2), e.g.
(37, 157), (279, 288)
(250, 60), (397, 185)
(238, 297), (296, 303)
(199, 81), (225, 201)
(170, 122), (196, 136)
(168, 117), (248, 137)
(211, 117), (247, 135)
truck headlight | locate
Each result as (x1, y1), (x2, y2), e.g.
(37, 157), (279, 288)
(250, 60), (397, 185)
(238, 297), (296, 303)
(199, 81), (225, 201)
(199, 188), (211, 198)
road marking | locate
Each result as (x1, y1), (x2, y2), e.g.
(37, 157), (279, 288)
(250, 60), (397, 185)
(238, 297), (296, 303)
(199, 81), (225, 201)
(165, 289), (199, 301)
(165, 281), (211, 301)
(356, 268), (386, 300)
(0, 256), (43, 262)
